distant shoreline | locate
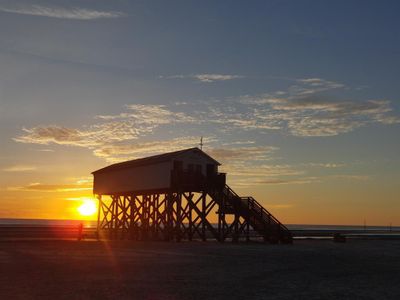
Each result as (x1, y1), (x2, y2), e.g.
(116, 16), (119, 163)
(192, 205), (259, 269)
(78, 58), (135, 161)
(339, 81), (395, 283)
(0, 219), (399, 241)
(0, 218), (398, 229)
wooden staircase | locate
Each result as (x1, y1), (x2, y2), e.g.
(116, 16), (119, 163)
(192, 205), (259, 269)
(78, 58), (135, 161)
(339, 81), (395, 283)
(212, 184), (292, 243)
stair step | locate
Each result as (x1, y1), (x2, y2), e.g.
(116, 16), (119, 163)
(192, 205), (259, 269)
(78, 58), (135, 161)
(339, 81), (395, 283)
(221, 184), (292, 242)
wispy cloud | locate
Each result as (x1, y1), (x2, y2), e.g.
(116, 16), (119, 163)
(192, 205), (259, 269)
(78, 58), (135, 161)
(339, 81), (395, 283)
(208, 146), (278, 161)
(258, 177), (319, 185)
(2, 165), (36, 172)
(8, 182), (92, 192)
(207, 145), (311, 187)
(93, 136), (216, 163)
(14, 104), (194, 150)
(295, 78), (345, 92)
(12, 77), (400, 186)
(330, 175), (371, 181)
(211, 78), (400, 136)
(15, 126), (93, 146)
(254, 98), (398, 137)
(96, 104), (194, 124)
(194, 74), (244, 82)
(306, 163), (345, 168)
(162, 73), (244, 83)
(14, 104), (202, 162)
(226, 163), (305, 179)
(0, 4), (125, 20)
(17, 78), (398, 152)
(35, 149), (54, 152)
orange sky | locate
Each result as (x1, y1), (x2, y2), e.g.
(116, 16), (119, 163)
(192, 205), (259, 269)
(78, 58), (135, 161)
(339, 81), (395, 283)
(1, 165), (399, 226)
(1, 1), (399, 226)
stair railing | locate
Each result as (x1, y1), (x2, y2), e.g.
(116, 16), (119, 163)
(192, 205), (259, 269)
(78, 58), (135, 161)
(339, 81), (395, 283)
(246, 196), (290, 232)
(222, 185), (290, 232)
(217, 184), (291, 238)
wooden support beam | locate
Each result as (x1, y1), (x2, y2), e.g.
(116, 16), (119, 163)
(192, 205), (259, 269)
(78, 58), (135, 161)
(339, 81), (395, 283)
(96, 184), (289, 242)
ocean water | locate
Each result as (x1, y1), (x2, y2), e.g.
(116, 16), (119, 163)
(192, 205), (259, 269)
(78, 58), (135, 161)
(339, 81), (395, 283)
(0, 218), (398, 232)
(0, 218), (97, 228)
(286, 224), (399, 232)
(286, 224), (400, 239)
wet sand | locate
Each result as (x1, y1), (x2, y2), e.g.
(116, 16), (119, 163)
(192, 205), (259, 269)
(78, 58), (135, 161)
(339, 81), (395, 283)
(1, 240), (399, 299)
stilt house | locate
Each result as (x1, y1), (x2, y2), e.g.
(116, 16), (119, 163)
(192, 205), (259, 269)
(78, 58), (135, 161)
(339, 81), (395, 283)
(92, 147), (292, 243)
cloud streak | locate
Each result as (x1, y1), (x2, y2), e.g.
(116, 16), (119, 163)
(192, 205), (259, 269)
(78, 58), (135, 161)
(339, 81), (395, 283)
(255, 98), (398, 137)
(17, 79), (398, 150)
(212, 78), (400, 136)
(193, 74), (244, 83)
(14, 105), (202, 162)
(8, 182), (92, 192)
(15, 104), (193, 147)
(2, 165), (36, 172)
(93, 136), (216, 163)
(259, 177), (319, 185)
(208, 145), (311, 187)
(162, 73), (244, 83)
(12, 77), (400, 186)
(0, 5), (125, 20)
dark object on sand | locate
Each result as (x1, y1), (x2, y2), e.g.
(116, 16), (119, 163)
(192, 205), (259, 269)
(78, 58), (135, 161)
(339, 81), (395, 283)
(333, 232), (346, 243)
(78, 223), (83, 241)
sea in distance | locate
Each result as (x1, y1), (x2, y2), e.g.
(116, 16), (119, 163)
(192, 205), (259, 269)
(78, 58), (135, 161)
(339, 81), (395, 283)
(0, 218), (399, 239)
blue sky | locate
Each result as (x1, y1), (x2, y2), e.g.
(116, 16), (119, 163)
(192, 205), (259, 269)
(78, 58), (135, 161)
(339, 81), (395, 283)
(0, 0), (399, 224)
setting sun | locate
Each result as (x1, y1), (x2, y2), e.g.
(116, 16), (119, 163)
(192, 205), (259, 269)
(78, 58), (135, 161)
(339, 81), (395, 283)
(77, 198), (97, 217)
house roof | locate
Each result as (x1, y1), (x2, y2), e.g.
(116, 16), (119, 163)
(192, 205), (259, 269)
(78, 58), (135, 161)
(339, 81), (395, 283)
(92, 147), (220, 174)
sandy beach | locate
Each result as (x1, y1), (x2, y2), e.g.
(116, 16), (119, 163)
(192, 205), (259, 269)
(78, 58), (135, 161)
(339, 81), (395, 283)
(1, 239), (399, 300)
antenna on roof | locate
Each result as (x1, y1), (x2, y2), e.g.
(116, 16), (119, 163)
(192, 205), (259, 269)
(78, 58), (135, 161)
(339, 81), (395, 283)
(199, 136), (203, 150)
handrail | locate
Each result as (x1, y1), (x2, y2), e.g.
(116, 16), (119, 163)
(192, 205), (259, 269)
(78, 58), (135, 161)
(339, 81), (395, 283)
(223, 185), (240, 198)
(247, 197), (290, 232)
(222, 185), (290, 234)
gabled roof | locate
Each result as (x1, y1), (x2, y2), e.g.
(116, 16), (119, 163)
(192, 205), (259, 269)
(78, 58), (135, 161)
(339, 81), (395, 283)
(92, 147), (220, 174)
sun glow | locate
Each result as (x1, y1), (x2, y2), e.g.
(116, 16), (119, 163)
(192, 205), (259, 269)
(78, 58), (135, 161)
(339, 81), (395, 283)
(77, 198), (97, 217)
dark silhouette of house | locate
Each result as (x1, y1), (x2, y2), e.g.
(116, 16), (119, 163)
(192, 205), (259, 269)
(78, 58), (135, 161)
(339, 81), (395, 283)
(93, 147), (292, 243)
